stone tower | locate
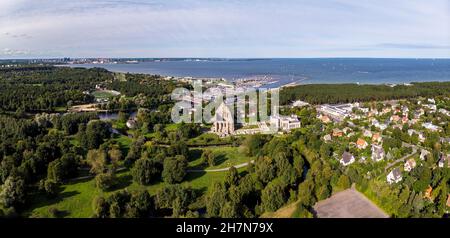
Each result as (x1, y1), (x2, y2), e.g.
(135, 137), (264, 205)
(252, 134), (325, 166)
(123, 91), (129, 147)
(212, 102), (235, 135)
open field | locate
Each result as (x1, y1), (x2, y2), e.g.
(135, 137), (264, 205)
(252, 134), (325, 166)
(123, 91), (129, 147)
(69, 103), (101, 112)
(313, 189), (389, 218)
(91, 90), (120, 99)
(24, 167), (241, 218)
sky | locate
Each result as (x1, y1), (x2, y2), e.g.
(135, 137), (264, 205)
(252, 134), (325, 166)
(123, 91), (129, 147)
(0, 0), (449, 58)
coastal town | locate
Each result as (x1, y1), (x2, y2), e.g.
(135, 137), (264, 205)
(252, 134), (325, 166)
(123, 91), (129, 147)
(56, 71), (450, 217)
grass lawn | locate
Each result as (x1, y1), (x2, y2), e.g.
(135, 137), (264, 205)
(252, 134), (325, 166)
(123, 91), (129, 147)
(112, 135), (133, 154)
(24, 166), (244, 218)
(91, 90), (119, 99)
(187, 133), (237, 146)
(188, 146), (253, 170)
(165, 123), (181, 131)
(53, 106), (67, 112)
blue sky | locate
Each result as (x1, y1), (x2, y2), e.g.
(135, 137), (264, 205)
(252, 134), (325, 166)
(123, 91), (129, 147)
(0, 0), (449, 58)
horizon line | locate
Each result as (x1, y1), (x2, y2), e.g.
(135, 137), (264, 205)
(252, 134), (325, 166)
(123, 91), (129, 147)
(2, 56), (450, 60)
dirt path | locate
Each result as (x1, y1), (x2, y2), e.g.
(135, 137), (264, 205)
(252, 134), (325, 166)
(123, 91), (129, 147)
(187, 160), (254, 173)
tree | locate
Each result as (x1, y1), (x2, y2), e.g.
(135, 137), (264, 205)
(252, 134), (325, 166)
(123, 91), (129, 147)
(131, 157), (161, 185)
(293, 205), (314, 218)
(0, 176), (26, 208)
(86, 149), (107, 174)
(108, 148), (123, 165)
(225, 166), (239, 187)
(47, 159), (64, 183)
(0, 156), (17, 183)
(242, 134), (270, 157)
(206, 182), (227, 217)
(315, 185), (331, 201)
(92, 197), (109, 218)
(220, 201), (239, 218)
(319, 143), (333, 160)
(126, 190), (153, 218)
(168, 141), (189, 158)
(201, 150), (217, 167)
(254, 156), (276, 184)
(298, 179), (315, 207)
(95, 172), (117, 191)
(85, 120), (111, 149)
(124, 137), (145, 167)
(39, 179), (59, 197)
(337, 175), (351, 190)
(162, 155), (188, 184)
(261, 179), (286, 212)
(155, 184), (193, 214)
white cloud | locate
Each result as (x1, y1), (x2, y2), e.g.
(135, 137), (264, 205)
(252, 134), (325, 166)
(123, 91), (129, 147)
(0, 0), (449, 58)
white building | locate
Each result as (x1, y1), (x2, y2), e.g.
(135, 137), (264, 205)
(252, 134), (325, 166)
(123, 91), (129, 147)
(422, 122), (440, 132)
(270, 115), (301, 132)
(317, 104), (352, 121)
(340, 152), (355, 166)
(404, 159), (417, 172)
(371, 144), (385, 162)
(420, 149), (431, 161)
(126, 118), (137, 129)
(292, 100), (310, 108)
(438, 154), (450, 168)
(387, 168), (402, 184)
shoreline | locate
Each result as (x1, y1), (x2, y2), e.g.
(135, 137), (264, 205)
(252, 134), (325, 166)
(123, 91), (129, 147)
(58, 63), (450, 88)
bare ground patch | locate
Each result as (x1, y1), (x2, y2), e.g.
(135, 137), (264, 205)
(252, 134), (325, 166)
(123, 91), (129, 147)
(313, 188), (389, 218)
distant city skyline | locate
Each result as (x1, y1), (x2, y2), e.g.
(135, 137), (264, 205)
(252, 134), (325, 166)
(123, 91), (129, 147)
(1, 0), (449, 59)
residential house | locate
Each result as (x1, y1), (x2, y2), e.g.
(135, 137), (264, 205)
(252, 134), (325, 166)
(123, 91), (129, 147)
(356, 138), (368, 149)
(363, 130), (373, 138)
(424, 186), (433, 201)
(126, 118), (137, 129)
(372, 119), (388, 130)
(347, 132), (356, 138)
(323, 134), (332, 142)
(438, 154), (450, 168)
(382, 107), (392, 114)
(401, 116), (409, 124)
(340, 152), (355, 166)
(332, 128), (344, 137)
(387, 168), (402, 184)
(438, 108), (450, 116)
(420, 149), (431, 161)
(423, 122), (440, 132)
(404, 159), (417, 172)
(407, 129), (417, 136)
(371, 144), (385, 162)
(292, 100), (310, 107)
(372, 133), (382, 143)
(402, 106), (409, 116)
(342, 127), (352, 135)
(410, 118), (419, 125)
(319, 115), (331, 123)
(447, 195), (450, 209)
(390, 115), (401, 123)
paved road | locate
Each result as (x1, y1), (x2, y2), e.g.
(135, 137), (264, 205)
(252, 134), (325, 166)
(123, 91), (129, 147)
(384, 148), (417, 172)
(187, 160), (254, 172)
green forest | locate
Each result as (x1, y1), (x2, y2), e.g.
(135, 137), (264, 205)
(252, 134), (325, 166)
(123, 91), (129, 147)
(280, 82), (450, 105)
(0, 65), (448, 218)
